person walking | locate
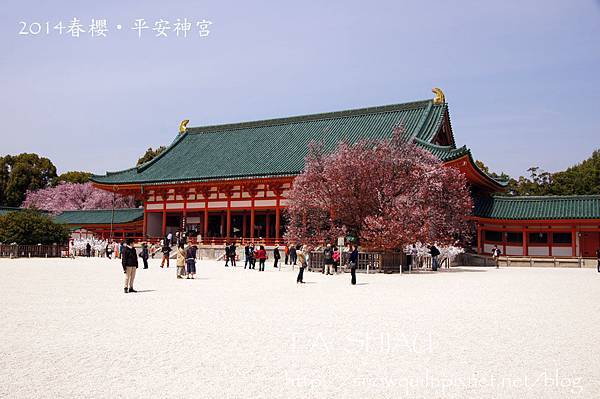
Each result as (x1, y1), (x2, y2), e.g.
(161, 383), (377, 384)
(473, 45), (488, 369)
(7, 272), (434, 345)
(230, 242), (237, 267)
(256, 245), (267, 271)
(284, 245), (290, 265)
(273, 244), (281, 268)
(332, 246), (340, 273)
(85, 242), (91, 258)
(323, 244), (334, 275)
(596, 248), (600, 273)
(249, 243), (256, 269)
(289, 245), (297, 266)
(244, 243), (252, 269)
(167, 231), (173, 247)
(106, 242), (112, 259)
(186, 245), (197, 279)
(492, 245), (502, 268)
(349, 244), (358, 285)
(119, 241), (125, 259)
(176, 243), (186, 279)
(160, 240), (171, 268)
(296, 245), (307, 284)
(429, 244), (440, 271)
(140, 242), (149, 269)
(122, 238), (138, 293)
(409, 244), (418, 271)
(224, 242), (231, 267)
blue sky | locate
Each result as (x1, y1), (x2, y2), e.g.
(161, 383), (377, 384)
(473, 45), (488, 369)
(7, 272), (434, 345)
(1, 0), (599, 177)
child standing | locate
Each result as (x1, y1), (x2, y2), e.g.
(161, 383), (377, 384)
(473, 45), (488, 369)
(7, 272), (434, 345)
(176, 243), (186, 279)
(186, 245), (197, 279)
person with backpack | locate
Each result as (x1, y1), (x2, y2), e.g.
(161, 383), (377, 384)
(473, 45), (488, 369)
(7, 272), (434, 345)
(273, 244), (281, 268)
(160, 240), (171, 268)
(186, 245), (197, 279)
(122, 238), (138, 293)
(492, 245), (502, 269)
(256, 245), (267, 271)
(296, 245), (307, 284)
(323, 244), (334, 275)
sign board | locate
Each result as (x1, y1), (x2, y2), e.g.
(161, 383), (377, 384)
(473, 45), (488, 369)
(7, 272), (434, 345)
(337, 236), (345, 248)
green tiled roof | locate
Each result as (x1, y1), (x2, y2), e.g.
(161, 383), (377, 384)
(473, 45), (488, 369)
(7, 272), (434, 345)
(92, 99), (477, 185)
(474, 196), (600, 220)
(54, 208), (144, 225)
(0, 207), (23, 216)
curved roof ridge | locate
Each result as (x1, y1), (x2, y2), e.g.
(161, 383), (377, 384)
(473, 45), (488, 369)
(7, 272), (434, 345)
(186, 100), (434, 134)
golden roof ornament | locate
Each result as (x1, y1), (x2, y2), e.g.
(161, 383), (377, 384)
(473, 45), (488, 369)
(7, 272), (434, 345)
(432, 87), (445, 104)
(179, 119), (190, 134)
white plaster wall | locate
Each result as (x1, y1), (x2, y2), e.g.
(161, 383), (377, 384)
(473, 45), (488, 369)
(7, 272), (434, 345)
(528, 246), (549, 256)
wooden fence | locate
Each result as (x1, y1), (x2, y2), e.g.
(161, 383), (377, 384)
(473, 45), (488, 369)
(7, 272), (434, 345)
(0, 244), (69, 258)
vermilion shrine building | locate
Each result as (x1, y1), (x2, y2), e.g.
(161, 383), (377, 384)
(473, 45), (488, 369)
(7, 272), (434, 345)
(88, 90), (600, 258)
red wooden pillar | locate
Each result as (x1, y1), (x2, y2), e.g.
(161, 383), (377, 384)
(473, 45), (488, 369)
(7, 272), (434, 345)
(250, 198), (255, 240)
(275, 198), (281, 241)
(522, 226), (528, 256)
(182, 189), (188, 233)
(226, 195), (231, 239)
(548, 227), (553, 256)
(502, 227), (507, 257)
(161, 192), (167, 237)
(143, 207), (148, 239)
(203, 205), (208, 239)
(477, 225), (483, 254)
(571, 226), (577, 257)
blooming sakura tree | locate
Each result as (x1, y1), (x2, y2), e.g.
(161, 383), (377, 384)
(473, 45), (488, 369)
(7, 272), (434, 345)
(284, 128), (473, 250)
(22, 182), (135, 214)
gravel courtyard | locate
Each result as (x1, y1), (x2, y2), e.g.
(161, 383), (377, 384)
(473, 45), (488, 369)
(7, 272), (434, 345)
(1, 257), (599, 398)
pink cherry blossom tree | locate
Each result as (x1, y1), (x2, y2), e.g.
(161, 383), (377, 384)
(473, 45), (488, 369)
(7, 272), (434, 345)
(22, 182), (135, 214)
(284, 128), (473, 251)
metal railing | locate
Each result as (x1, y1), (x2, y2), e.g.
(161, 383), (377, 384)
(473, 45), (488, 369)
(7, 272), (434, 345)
(308, 251), (407, 273)
(0, 244), (69, 258)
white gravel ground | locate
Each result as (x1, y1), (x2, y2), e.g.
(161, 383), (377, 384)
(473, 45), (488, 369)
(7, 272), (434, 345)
(1, 257), (599, 399)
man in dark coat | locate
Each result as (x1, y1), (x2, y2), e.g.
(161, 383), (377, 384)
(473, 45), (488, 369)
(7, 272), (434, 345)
(244, 243), (252, 269)
(273, 245), (281, 268)
(140, 243), (149, 269)
(224, 242), (231, 267)
(229, 242), (237, 267)
(122, 238), (138, 293)
(323, 244), (334, 275)
(289, 245), (297, 265)
(597, 248), (600, 273)
(429, 245), (441, 271)
(85, 242), (91, 257)
(349, 244), (358, 285)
